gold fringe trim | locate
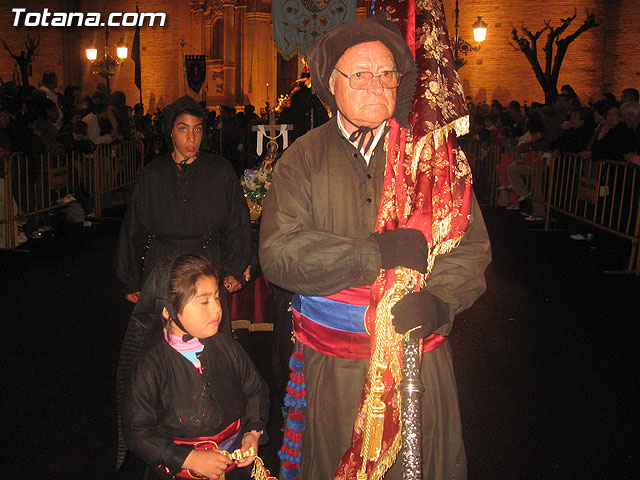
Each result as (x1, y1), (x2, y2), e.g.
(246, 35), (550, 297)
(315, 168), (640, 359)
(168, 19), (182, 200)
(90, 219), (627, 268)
(407, 115), (469, 184)
(251, 457), (278, 480)
(370, 428), (403, 480)
(216, 446), (278, 480)
(419, 115), (470, 152)
(231, 320), (274, 332)
(360, 363), (388, 462)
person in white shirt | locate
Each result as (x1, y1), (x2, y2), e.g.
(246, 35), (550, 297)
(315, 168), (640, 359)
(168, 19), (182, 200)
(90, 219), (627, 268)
(82, 102), (117, 145)
(38, 72), (63, 130)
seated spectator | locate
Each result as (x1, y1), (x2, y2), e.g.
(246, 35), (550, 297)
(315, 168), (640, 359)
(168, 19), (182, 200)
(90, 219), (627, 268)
(549, 107), (595, 155)
(505, 113), (546, 220)
(0, 103), (12, 157)
(38, 71), (63, 130)
(475, 101), (490, 116)
(62, 86), (88, 120)
(57, 120), (96, 155)
(0, 102), (25, 246)
(490, 100), (503, 116)
(553, 93), (572, 122)
(504, 101), (526, 139)
(588, 105), (634, 162)
(488, 113), (506, 145)
(465, 95), (475, 113)
(36, 98), (64, 155)
(620, 102), (640, 166)
(11, 112), (46, 157)
(580, 100), (607, 159)
(528, 101), (544, 116)
(82, 102), (117, 145)
(133, 103), (151, 136)
(110, 91), (133, 140)
(560, 84), (577, 98)
(621, 88), (639, 105)
(464, 113), (487, 141)
(518, 105), (562, 154)
(601, 92), (617, 109)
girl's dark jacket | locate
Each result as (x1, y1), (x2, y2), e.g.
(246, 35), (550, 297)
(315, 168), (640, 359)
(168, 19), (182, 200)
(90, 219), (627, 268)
(122, 329), (269, 475)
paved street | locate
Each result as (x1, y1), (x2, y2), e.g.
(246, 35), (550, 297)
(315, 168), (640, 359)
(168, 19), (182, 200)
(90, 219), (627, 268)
(1, 205), (637, 479)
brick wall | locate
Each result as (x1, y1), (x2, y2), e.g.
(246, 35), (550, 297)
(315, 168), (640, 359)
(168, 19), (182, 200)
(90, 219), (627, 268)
(0, 0), (188, 111)
(2, 1), (638, 111)
(601, 0), (640, 97)
(0, 0), (71, 88)
(74, 0), (185, 111)
(444, 0), (640, 105)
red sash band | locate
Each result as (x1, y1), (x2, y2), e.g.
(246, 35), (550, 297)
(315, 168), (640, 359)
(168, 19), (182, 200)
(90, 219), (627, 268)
(292, 286), (447, 359)
(158, 419), (241, 479)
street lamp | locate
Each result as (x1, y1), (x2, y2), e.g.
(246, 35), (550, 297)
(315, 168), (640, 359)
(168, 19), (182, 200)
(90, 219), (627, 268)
(86, 26), (127, 92)
(473, 16), (488, 42)
(116, 39), (129, 60)
(452, 0), (487, 69)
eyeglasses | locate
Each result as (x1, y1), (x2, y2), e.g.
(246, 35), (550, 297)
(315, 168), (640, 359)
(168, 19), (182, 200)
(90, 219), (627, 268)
(333, 68), (402, 90)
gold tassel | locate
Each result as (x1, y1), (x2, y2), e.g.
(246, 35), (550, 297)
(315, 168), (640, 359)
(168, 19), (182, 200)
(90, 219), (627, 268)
(357, 363), (388, 479)
(364, 369), (386, 461)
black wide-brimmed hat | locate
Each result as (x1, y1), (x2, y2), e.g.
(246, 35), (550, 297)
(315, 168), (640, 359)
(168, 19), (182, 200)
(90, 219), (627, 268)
(306, 10), (417, 128)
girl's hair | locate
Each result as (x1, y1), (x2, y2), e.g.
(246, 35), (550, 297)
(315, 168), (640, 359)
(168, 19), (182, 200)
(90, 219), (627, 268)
(164, 253), (220, 332)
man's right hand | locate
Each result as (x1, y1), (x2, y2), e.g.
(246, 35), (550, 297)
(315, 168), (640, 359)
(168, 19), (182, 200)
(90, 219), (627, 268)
(125, 291), (141, 304)
(391, 290), (448, 336)
(371, 228), (428, 272)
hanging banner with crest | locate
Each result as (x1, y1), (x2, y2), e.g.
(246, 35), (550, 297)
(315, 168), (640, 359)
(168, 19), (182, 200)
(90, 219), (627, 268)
(184, 54), (207, 93)
(272, 0), (356, 59)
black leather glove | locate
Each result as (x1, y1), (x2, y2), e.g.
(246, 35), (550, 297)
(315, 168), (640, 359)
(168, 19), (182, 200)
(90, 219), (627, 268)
(391, 290), (449, 337)
(371, 228), (428, 273)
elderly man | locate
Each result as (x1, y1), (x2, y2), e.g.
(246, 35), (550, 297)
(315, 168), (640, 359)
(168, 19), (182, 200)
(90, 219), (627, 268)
(620, 101), (640, 166)
(260, 12), (490, 480)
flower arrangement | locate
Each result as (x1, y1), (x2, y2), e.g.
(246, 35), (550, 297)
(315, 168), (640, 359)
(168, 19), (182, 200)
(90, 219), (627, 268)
(241, 165), (272, 203)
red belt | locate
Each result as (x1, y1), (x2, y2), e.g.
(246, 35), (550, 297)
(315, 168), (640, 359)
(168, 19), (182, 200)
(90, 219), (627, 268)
(157, 419), (241, 479)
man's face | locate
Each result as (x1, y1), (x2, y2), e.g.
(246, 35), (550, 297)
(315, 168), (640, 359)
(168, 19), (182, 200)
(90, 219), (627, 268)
(171, 113), (203, 159)
(329, 41), (397, 128)
(0, 111), (10, 128)
(622, 110), (639, 129)
(606, 107), (620, 127)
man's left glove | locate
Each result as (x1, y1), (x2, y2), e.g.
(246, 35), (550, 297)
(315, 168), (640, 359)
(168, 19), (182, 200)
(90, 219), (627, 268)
(390, 290), (449, 337)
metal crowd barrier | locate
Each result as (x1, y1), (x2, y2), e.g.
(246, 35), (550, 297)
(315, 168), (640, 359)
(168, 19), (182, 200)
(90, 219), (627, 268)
(1, 140), (144, 250)
(459, 139), (640, 275)
(458, 137), (499, 205)
(536, 153), (640, 275)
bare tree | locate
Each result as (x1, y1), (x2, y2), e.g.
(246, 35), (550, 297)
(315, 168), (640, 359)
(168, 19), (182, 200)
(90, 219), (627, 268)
(511, 9), (600, 104)
(2, 35), (40, 87)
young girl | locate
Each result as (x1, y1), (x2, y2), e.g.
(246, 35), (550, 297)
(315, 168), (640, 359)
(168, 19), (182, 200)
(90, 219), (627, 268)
(123, 253), (269, 479)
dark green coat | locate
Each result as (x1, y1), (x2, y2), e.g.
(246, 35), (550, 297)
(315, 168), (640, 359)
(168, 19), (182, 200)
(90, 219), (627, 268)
(259, 117), (491, 479)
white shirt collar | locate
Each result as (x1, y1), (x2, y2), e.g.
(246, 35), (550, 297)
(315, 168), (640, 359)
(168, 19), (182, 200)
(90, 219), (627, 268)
(337, 112), (387, 165)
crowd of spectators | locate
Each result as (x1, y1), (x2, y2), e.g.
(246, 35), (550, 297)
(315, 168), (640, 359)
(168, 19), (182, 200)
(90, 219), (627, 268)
(1, 70), (328, 248)
(1, 72), (157, 244)
(461, 86), (640, 237)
